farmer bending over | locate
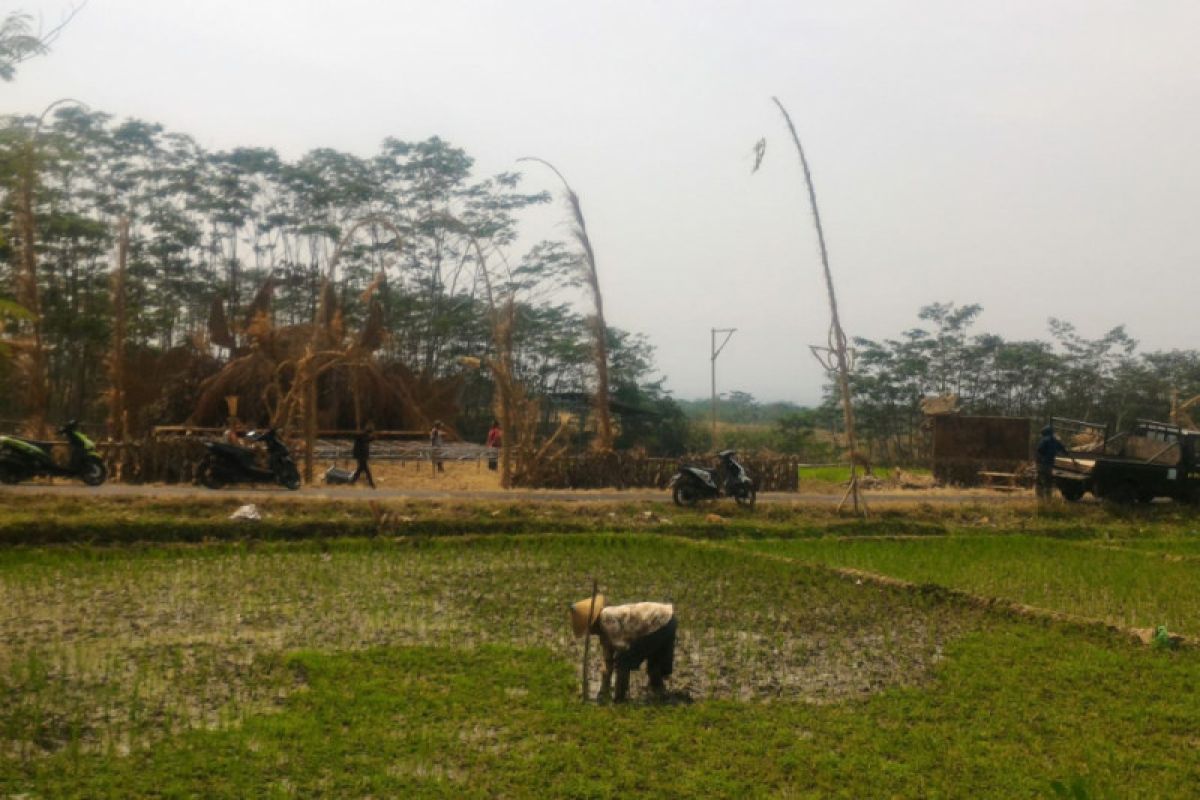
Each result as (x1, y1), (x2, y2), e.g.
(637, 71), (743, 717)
(570, 595), (676, 702)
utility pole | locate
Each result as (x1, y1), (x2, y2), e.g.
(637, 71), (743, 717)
(711, 327), (736, 449)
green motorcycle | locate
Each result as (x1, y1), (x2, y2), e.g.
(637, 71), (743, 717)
(0, 420), (107, 486)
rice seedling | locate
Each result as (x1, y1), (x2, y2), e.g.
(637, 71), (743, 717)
(738, 534), (1200, 635)
(1, 503), (1199, 796)
(0, 534), (984, 760)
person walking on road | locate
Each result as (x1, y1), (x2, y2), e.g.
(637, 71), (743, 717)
(486, 420), (501, 471)
(1035, 424), (1068, 501)
(430, 420), (445, 473)
(350, 423), (375, 489)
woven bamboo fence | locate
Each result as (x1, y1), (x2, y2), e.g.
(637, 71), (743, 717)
(92, 441), (801, 492)
(511, 452), (800, 492)
(98, 439), (209, 484)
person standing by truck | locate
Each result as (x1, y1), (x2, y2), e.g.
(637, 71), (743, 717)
(1035, 425), (1068, 501)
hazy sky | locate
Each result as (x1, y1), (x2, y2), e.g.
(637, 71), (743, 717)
(9, 1), (1200, 404)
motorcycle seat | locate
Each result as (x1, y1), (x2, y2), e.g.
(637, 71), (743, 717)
(5, 437), (56, 451)
(209, 442), (255, 458)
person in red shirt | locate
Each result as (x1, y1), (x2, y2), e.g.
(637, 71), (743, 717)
(485, 420), (501, 471)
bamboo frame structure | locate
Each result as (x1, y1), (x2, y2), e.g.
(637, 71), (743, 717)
(1171, 390), (1200, 431)
(292, 215), (405, 483)
(431, 211), (570, 488)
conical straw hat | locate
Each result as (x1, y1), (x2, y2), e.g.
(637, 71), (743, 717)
(570, 594), (605, 638)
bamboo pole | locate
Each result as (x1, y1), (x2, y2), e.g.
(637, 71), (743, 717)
(770, 97), (866, 516)
(15, 99), (89, 438)
(581, 579), (598, 702)
(107, 217), (130, 442)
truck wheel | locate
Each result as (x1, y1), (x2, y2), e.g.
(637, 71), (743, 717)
(1104, 481), (1138, 506)
(1059, 481), (1084, 502)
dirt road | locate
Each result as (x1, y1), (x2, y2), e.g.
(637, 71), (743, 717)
(0, 482), (1030, 505)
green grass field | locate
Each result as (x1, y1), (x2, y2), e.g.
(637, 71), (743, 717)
(2, 499), (1199, 797)
(738, 534), (1200, 635)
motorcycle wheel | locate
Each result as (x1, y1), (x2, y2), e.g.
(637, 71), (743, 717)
(0, 462), (20, 484)
(278, 462), (301, 491)
(734, 485), (757, 509)
(81, 457), (107, 487)
(672, 482), (701, 507)
(198, 459), (226, 490)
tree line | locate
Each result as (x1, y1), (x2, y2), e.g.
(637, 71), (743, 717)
(0, 106), (678, 446)
(837, 302), (1200, 464)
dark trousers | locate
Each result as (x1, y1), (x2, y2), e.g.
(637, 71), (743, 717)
(351, 459), (375, 489)
(616, 616), (677, 688)
(1036, 465), (1054, 499)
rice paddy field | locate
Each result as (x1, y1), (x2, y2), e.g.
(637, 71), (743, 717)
(1, 495), (1198, 797)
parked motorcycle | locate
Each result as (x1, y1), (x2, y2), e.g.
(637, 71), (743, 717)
(0, 420), (107, 486)
(669, 449), (756, 508)
(198, 428), (301, 491)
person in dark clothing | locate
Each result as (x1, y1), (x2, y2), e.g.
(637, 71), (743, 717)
(1035, 425), (1068, 500)
(350, 423), (375, 489)
(430, 420), (445, 473)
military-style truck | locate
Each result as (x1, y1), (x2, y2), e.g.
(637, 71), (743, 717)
(1052, 418), (1200, 504)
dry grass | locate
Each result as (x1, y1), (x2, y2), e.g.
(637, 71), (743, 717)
(327, 459), (503, 492)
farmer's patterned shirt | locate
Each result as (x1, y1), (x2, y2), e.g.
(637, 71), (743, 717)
(596, 602), (674, 651)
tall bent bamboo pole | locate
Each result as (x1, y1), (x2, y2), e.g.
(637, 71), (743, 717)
(772, 97), (866, 515)
(517, 157), (614, 451)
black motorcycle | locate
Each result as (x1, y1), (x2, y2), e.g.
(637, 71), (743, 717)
(669, 450), (756, 508)
(0, 420), (107, 486)
(198, 428), (301, 491)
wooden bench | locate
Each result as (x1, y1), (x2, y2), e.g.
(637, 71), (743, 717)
(978, 471), (1021, 491)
